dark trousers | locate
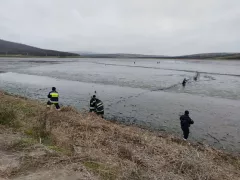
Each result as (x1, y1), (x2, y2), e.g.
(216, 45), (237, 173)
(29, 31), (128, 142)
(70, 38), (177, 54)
(47, 101), (60, 109)
(181, 126), (189, 139)
(89, 108), (95, 112)
(96, 111), (104, 118)
(96, 111), (104, 115)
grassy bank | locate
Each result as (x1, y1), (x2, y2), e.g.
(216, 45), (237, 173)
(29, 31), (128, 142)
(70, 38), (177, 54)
(0, 91), (239, 180)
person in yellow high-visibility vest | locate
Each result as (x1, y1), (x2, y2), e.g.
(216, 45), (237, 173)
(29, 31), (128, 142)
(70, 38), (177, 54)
(47, 87), (60, 110)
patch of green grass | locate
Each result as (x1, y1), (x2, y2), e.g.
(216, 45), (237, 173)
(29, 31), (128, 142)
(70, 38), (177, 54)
(40, 135), (52, 145)
(24, 124), (71, 155)
(24, 128), (34, 136)
(24, 119), (49, 140)
(24, 127), (72, 155)
(11, 120), (22, 128)
(46, 145), (72, 155)
(24, 127), (41, 137)
(8, 138), (37, 150)
(3, 91), (13, 96)
(83, 161), (117, 180)
(126, 169), (144, 180)
(13, 102), (38, 117)
(0, 104), (17, 126)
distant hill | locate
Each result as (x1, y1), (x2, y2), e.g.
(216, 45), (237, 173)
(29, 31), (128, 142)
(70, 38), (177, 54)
(75, 52), (240, 60)
(74, 52), (167, 58)
(0, 39), (79, 57)
(2, 39), (238, 59)
(173, 53), (240, 59)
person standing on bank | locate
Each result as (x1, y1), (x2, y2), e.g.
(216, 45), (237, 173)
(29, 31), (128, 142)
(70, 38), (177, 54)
(95, 98), (104, 117)
(180, 110), (194, 140)
(47, 87), (60, 110)
(89, 95), (97, 112)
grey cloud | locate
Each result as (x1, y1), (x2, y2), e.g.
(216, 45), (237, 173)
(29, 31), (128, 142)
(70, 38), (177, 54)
(0, 0), (239, 55)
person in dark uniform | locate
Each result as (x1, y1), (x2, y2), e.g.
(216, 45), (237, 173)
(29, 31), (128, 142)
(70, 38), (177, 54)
(47, 87), (60, 110)
(194, 72), (200, 81)
(95, 98), (104, 117)
(180, 110), (194, 140)
(182, 78), (187, 87)
(89, 95), (97, 112)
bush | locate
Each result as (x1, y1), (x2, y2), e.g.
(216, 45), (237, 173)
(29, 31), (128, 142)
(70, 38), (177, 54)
(0, 104), (16, 126)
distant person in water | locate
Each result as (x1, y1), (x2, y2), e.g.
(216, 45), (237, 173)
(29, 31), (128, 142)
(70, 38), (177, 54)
(182, 78), (187, 87)
(194, 72), (200, 81)
(180, 110), (194, 140)
(89, 95), (97, 112)
(95, 98), (104, 117)
(47, 87), (60, 110)
(134, 62), (135, 64)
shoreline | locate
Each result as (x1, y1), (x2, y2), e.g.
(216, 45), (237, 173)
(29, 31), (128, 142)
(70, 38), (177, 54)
(1, 83), (240, 154)
(0, 55), (240, 60)
(1, 66), (240, 154)
(0, 90), (239, 179)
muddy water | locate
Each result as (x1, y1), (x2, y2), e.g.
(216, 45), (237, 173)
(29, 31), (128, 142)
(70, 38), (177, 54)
(0, 58), (240, 153)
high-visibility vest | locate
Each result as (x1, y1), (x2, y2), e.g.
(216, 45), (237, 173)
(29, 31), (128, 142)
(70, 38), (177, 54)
(49, 91), (59, 103)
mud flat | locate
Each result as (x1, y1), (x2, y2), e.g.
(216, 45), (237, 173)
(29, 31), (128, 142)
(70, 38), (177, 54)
(1, 58), (240, 153)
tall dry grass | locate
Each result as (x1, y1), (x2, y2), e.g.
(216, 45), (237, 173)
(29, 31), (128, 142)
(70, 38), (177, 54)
(0, 91), (240, 180)
(42, 108), (240, 180)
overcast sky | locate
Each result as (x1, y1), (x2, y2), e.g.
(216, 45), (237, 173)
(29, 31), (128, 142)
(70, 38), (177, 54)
(0, 0), (240, 55)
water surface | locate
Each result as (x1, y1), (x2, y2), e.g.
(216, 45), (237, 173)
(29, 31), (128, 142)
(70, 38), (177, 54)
(0, 58), (240, 153)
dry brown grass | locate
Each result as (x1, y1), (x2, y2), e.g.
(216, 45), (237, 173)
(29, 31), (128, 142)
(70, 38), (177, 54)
(0, 91), (240, 180)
